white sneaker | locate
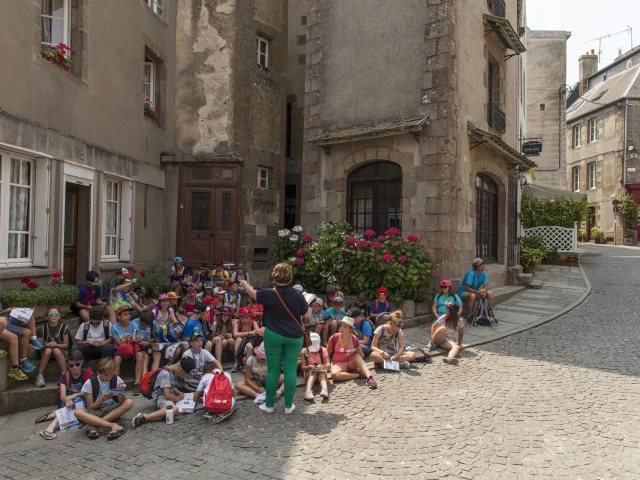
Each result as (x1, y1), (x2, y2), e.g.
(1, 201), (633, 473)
(259, 403), (273, 413)
(35, 374), (46, 388)
(304, 391), (315, 401)
(285, 404), (296, 415)
(319, 388), (329, 399)
(253, 392), (266, 404)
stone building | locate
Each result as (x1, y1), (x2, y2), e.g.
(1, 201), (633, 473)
(566, 47), (640, 241)
(0, 0), (287, 288)
(525, 29), (571, 190)
(293, 0), (534, 286)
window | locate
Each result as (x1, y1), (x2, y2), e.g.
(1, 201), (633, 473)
(588, 162), (596, 189)
(348, 162), (402, 234)
(145, 0), (163, 16)
(298, 54), (306, 65)
(0, 156), (33, 262)
(41, 0), (69, 49)
(285, 103), (292, 159)
(103, 180), (120, 258)
(297, 35), (306, 45)
(284, 185), (297, 229)
(588, 118), (597, 143)
(539, 103), (545, 111)
(144, 57), (156, 107)
(301, 16), (307, 25)
(476, 174), (498, 261)
(572, 166), (581, 192)
(573, 125), (581, 148)
(258, 168), (269, 189)
(256, 36), (270, 68)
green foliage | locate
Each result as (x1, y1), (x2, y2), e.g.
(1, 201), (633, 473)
(617, 195), (638, 231)
(277, 221), (434, 304)
(543, 249), (562, 262)
(578, 229), (586, 238)
(591, 227), (604, 240)
(520, 247), (545, 269)
(519, 194), (589, 228)
(103, 262), (171, 298)
(0, 285), (79, 308)
(519, 234), (547, 253)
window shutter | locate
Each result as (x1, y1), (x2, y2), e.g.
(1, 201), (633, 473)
(119, 180), (133, 262)
(33, 158), (50, 267)
(492, 66), (505, 106)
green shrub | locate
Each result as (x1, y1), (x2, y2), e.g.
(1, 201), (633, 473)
(103, 262), (171, 298)
(617, 195), (638, 231)
(520, 194), (589, 228)
(0, 285), (79, 308)
(520, 247), (545, 269)
(520, 234), (548, 253)
(591, 227), (604, 240)
(543, 248), (562, 262)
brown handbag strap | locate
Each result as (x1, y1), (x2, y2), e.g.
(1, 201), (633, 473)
(273, 288), (306, 334)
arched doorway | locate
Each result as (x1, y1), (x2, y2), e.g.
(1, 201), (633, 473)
(476, 173), (498, 261)
(347, 162), (402, 234)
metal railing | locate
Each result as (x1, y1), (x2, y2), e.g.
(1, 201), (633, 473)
(488, 0), (506, 18)
(488, 103), (506, 133)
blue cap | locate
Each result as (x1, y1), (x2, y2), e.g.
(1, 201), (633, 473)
(174, 256), (183, 263)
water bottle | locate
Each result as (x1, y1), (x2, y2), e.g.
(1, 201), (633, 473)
(166, 405), (174, 424)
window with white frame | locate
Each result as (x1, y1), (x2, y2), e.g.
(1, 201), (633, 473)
(258, 168), (269, 189)
(572, 166), (581, 192)
(144, 57), (156, 106)
(103, 179), (120, 259)
(0, 156), (33, 261)
(256, 36), (270, 68)
(588, 118), (597, 143)
(588, 162), (596, 189)
(41, 0), (70, 49)
(145, 0), (163, 16)
(573, 125), (581, 148)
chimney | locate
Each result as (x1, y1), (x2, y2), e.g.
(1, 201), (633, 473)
(579, 50), (599, 95)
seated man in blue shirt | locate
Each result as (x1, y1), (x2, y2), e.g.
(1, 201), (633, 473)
(458, 258), (493, 317)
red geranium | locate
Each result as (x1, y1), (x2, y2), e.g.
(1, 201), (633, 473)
(377, 235), (386, 242)
(27, 281), (38, 289)
(384, 228), (400, 237)
(346, 236), (357, 245)
(407, 234), (419, 243)
(140, 271), (146, 277)
(301, 235), (313, 244)
(382, 253), (394, 262)
(355, 240), (370, 249)
(52, 272), (62, 279)
(294, 257), (305, 265)
(398, 255), (408, 263)
(371, 242), (382, 249)
(20, 276), (31, 285)
(296, 248), (307, 257)
(131, 268), (137, 274)
(52, 279), (58, 284)
(364, 229), (376, 239)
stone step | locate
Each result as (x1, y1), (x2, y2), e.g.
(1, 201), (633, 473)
(527, 280), (544, 290)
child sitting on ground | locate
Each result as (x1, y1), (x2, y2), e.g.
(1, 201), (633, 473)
(300, 333), (330, 402)
(370, 310), (416, 369)
(37, 350), (93, 440)
(74, 358), (133, 440)
(306, 297), (328, 345)
(428, 301), (465, 365)
(35, 308), (71, 388)
(194, 361), (237, 419)
(234, 343), (284, 405)
(130, 356), (196, 429)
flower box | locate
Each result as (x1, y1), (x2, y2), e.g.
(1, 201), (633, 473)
(47, 56), (70, 72)
(41, 43), (71, 72)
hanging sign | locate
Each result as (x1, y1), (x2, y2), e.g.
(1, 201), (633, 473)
(522, 141), (543, 156)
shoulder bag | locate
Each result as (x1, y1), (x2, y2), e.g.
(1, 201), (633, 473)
(273, 288), (312, 347)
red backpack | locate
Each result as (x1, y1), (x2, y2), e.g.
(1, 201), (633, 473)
(204, 373), (234, 414)
(139, 368), (165, 399)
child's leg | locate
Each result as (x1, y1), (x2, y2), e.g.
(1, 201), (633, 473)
(350, 354), (372, 378)
(234, 380), (258, 398)
(305, 372), (318, 392)
(398, 351), (417, 363)
(104, 306), (117, 324)
(38, 347), (53, 375)
(213, 337), (222, 362)
(44, 417), (60, 435)
(0, 330), (19, 365)
(113, 355), (122, 376)
(431, 326), (446, 344)
(78, 308), (90, 323)
(134, 351), (146, 384)
(330, 364), (359, 381)
(101, 399), (134, 422)
(227, 338), (236, 353)
(370, 350), (385, 366)
(52, 348), (67, 374)
(447, 342), (460, 359)
(321, 323), (329, 344)
(27, 317), (37, 340)
(151, 351), (161, 370)
(204, 340), (213, 353)
(19, 329), (30, 359)
(319, 372), (328, 390)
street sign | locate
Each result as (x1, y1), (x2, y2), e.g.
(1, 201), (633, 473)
(522, 141), (543, 156)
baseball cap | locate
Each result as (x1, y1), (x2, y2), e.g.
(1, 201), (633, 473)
(214, 260), (223, 266)
(193, 302), (207, 313)
(309, 333), (321, 353)
(348, 307), (362, 318)
(238, 306), (252, 316)
(174, 257), (183, 263)
(326, 286), (337, 295)
(237, 263), (246, 269)
(113, 302), (133, 314)
(117, 268), (131, 277)
(86, 271), (101, 284)
(200, 262), (210, 269)
(190, 332), (203, 341)
(179, 356), (196, 374)
(472, 258), (484, 268)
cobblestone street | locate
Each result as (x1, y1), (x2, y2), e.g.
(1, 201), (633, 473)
(1, 245), (640, 479)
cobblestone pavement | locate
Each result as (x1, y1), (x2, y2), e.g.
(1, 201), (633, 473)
(1, 245), (640, 479)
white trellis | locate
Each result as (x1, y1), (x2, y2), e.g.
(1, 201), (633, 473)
(522, 221), (578, 253)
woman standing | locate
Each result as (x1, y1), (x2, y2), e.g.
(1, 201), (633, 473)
(241, 263), (309, 414)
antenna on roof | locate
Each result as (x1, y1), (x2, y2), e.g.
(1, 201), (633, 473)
(615, 26), (633, 51)
(587, 34), (611, 63)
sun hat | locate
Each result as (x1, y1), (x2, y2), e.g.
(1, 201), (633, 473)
(377, 287), (388, 296)
(167, 291), (181, 299)
(339, 316), (355, 328)
(254, 343), (266, 360)
(213, 287), (227, 295)
(157, 293), (169, 301)
(310, 296), (324, 307)
(471, 258), (484, 268)
(238, 306), (252, 316)
(174, 257), (183, 263)
(440, 279), (453, 288)
(309, 333), (321, 353)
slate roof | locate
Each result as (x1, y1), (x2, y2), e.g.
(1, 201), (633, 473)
(309, 114), (429, 145)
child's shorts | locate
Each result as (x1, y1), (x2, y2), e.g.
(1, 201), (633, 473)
(436, 337), (457, 348)
(5, 317), (27, 336)
(154, 394), (175, 409)
(164, 342), (188, 359)
(82, 402), (120, 418)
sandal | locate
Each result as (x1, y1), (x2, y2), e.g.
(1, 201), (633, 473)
(85, 429), (100, 440)
(107, 428), (126, 441)
(35, 411), (54, 424)
(39, 431), (57, 441)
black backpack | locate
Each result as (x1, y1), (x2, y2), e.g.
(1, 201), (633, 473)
(470, 297), (498, 327)
(88, 375), (118, 401)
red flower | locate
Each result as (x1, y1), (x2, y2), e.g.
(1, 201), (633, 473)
(27, 281), (38, 289)
(398, 255), (408, 263)
(294, 257), (305, 265)
(382, 253), (394, 262)
(355, 240), (370, 249)
(339, 279), (347, 284)
(301, 235), (313, 244)
(364, 229), (376, 239)
(52, 272), (62, 278)
(371, 242), (382, 249)
(131, 268), (137, 273)
(52, 279), (58, 284)
(296, 248), (307, 257)
(20, 276), (31, 285)
(408, 234), (419, 243)
(140, 271), (146, 277)
(384, 228), (401, 237)
(346, 236), (357, 245)
(377, 235), (386, 242)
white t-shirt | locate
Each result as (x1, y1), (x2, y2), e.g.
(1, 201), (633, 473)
(75, 323), (106, 343)
(435, 315), (465, 339)
(182, 348), (215, 373)
(196, 371), (234, 398)
(81, 375), (125, 406)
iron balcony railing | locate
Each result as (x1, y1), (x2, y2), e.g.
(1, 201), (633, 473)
(487, 0), (506, 18)
(488, 103), (506, 133)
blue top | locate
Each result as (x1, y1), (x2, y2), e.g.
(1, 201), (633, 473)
(370, 300), (393, 315)
(103, 279), (119, 301)
(434, 293), (462, 316)
(131, 319), (159, 342)
(77, 283), (102, 305)
(354, 319), (374, 347)
(458, 269), (488, 296)
(182, 318), (203, 339)
(324, 307), (346, 321)
(256, 286), (308, 338)
(110, 322), (137, 342)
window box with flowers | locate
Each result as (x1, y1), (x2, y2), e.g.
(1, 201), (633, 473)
(0, 273), (77, 321)
(144, 98), (160, 123)
(40, 43), (71, 72)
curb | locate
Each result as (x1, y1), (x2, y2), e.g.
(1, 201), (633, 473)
(462, 263), (592, 350)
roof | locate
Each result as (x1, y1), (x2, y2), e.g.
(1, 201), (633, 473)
(467, 122), (537, 169)
(523, 184), (587, 201)
(588, 46), (640, 81)
(483, 15), (526, 54)
(309, 114), (429, 145)
(567, 64), (640, 122)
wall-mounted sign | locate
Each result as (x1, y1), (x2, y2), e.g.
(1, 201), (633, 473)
(522, 141), (543, 156)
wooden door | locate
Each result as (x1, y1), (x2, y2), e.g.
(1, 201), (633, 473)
(215, 188), (236, 263)
(63, 185), (79, 285)
(185, 188), (216, 265)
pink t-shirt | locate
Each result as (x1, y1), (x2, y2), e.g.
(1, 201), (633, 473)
(301, 346), (329, 366)
(330, 334), (358, 364)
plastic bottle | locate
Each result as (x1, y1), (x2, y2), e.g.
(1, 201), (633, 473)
(166, 405), (174, 424)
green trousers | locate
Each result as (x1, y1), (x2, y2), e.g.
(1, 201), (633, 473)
(263, 327), (303, 408)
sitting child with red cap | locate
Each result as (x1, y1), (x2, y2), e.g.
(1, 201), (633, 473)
(369, 287), (393, 324)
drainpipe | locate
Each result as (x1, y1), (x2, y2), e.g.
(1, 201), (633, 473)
(623, 99), (629, 189)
